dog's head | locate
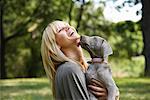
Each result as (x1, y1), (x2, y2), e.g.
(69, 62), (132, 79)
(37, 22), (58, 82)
(80, 35), (113, 58)
(80, 35), (104, 58)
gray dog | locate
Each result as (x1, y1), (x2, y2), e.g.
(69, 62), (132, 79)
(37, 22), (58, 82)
(80, 35), (119, 100)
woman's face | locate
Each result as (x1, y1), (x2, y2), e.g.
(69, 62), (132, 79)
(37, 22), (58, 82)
(55, 23), (80, 49)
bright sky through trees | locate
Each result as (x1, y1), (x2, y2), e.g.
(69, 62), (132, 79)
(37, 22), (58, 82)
(83, 0), (142, 23)
(103, 0), (142, 23)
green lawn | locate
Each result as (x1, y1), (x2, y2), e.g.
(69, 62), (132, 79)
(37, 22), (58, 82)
(0, 78), (150, 100)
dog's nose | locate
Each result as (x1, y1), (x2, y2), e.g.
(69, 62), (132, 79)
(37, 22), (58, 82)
(80, 35), (83, 40)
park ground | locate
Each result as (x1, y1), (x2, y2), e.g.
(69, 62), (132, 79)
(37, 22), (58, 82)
(0, 77), (150, 100)
(1, 56), (150, 100)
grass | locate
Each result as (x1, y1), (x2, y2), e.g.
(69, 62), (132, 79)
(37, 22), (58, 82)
(115, 78), (150, 100)
(0, 78), (52, 100)
(0, 78), (150, 100)
(0, 54), (148, 100)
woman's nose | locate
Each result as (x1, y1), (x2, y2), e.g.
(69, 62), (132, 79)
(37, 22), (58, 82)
(67, 28), (72, 33)
(67, 28), (73, 35)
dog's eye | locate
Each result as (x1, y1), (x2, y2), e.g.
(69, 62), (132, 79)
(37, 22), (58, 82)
(84, 43), (89, 46)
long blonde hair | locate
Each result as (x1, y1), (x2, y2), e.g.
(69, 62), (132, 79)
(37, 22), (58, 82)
(41, 21), (79, 97)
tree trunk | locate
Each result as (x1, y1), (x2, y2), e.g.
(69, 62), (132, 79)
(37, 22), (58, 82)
(141, 0), (150, 77)
(27, 45), (37, 78)
(76, 0), (85, 31)
(0, 2), (7, 79)
(68, 1), (74, 25)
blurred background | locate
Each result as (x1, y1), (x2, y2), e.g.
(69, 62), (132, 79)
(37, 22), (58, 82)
(0, 0), (150, 100)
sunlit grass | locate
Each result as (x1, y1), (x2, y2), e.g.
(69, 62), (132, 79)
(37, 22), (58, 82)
(0, 78), (150, 100)
(0, 78), (52, 100)
(115, 78), (150, 100)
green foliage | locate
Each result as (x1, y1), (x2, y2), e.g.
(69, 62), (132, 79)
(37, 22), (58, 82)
(111, 21), (143, 58)
(110, 56), (145, 77)
(3, 0), (144, 78)
(3, 0), (73, 78)
(73, 1), (143, 58)
(0, 78), (150, 100)
(77, 1), (112, 38)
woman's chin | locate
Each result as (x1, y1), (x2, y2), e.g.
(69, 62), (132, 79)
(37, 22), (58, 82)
(76, 37), (81, 46)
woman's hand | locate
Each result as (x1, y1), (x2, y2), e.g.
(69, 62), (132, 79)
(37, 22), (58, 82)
(88, 79), (108, 100)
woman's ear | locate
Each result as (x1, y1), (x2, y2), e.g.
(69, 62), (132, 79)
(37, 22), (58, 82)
(48, 51), (51, 56)
(57, 44), (61, 49)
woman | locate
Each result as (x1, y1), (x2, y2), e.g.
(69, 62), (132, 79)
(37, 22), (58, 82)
(41, 20), (107, 100)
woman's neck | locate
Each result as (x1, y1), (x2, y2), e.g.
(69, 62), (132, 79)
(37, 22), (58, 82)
(61, 46), (88, 70)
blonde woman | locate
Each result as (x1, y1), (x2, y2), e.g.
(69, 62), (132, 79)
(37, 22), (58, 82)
(41, 20), (107, 100)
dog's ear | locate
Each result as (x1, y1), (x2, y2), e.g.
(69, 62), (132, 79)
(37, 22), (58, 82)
(102, 40), (113, 57)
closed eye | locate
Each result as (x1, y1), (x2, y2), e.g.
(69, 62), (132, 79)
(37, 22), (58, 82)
(58, 29), (63, 33)
(58, 27), (69, 33)
(70, 32), (74, 36)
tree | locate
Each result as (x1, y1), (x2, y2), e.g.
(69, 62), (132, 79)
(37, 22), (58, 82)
(0, 0), (6, 79)
(0, 0), (40, 78)
(0, 0), (75, 78)
(102, 0), (150, 76)
(141, 0), (150, 77)
(1, 0), (148, 78)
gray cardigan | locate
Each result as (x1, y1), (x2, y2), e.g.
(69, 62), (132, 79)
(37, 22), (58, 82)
(55, 61), (97, 100)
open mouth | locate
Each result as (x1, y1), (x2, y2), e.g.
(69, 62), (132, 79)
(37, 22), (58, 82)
(77, 42), (80, 47)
